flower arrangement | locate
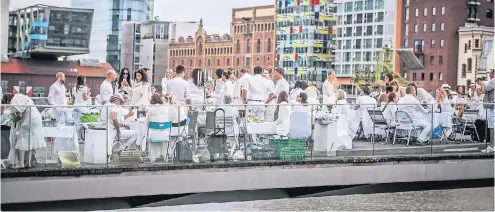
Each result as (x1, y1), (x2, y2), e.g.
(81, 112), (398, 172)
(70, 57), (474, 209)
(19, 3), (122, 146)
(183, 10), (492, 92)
(314, 111), (338, 125)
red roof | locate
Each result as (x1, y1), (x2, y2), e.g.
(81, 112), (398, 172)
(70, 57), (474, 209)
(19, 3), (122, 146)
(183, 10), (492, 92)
(0, 58), (112, 78)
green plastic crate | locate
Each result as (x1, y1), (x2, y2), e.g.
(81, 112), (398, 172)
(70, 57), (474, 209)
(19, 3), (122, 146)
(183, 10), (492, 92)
(269, 139), (306, 160)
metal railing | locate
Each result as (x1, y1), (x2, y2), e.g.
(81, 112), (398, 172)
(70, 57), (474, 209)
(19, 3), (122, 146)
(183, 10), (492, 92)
(1, 102), (493, 170)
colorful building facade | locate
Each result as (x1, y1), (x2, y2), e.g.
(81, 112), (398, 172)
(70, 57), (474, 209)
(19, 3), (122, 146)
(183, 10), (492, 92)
(275, 0), (337, 87)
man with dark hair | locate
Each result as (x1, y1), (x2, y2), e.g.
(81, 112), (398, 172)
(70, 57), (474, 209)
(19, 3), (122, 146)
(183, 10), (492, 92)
(267, 67), (289, 104)
(166, 65), (191, 104)
(214, 68), (225, 93)
(242, 66), (274, 119)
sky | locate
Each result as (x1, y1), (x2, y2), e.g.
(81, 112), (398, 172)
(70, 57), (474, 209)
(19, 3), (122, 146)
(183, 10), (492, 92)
(9, 0), (275, 35)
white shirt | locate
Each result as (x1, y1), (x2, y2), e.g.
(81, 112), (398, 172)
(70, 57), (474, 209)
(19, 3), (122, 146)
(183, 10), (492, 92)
(224, 80), (235, 97)
(274, 78), (290, 97)
(274, 101), (292, 136)
(290, 88), (302, 102)
(167, 77), (191, 102)
(72, 86), (89, 105)
(236, 73), (251, 99)
(99, 80), (114, 103)
(416, 88), (434, 103)
(48, 81), (66, 106)
(356, 95), (377, 115)
(130, 82), (151, 105)
(436, 99), (454, 114)
(382, 102), (398, 126)
(242, 74), (274, 102)
(397, 94), (428, 122)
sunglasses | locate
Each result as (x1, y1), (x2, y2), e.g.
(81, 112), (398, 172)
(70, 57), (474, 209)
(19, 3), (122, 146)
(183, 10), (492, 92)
(123, 72), (129, 75)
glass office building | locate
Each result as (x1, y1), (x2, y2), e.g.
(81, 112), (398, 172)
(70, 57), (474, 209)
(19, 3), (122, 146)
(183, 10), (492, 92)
(71, 0), (153, 70)
(275, 0), (337, 88)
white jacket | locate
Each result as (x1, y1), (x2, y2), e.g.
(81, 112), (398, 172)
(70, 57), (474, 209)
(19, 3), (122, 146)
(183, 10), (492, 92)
(322, 79), (336, 104)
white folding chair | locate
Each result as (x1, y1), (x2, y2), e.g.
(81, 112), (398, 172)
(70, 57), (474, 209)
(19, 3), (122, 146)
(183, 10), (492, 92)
(289, 112), (311, 139)
(460, 109), (480, 142)
(393, 111), (421, 146)
(367, 108), (394, 144)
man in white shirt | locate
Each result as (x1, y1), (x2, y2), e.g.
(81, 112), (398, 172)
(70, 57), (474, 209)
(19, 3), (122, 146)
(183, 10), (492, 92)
(242, 66), (274, 120)
(266, 68), (290, 103)
(99, 70), (117, 104)
(235, 69), (251, 102)
(103, 94), (137, 150)
(48, 72), (67, 121)
(397, 86), (431, 144)
(167, 65), (192, 104)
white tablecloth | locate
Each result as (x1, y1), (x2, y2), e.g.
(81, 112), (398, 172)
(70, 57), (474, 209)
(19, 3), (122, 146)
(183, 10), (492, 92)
(83, 129), (111, 164)
(423, 112), (452, 129)
(43, 126), (78, 153)
(313, 114), (352, 154)
(246, 122), (277, 135)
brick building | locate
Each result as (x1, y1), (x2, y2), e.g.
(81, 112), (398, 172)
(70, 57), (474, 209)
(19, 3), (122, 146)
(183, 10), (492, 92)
(168, 5), (276, 77)
(397, 0), (494, 91)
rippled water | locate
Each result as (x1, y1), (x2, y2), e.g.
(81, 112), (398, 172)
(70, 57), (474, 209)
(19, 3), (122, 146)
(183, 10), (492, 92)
(131, 187), (494, 211)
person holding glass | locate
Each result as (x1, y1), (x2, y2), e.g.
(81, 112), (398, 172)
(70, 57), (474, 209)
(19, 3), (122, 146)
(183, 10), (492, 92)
(116, 68), (132, 96)
(130, 69), (151, 106)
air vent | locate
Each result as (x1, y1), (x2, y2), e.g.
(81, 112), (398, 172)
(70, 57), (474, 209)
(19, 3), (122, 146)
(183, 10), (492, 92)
(78, 59), (101, 67)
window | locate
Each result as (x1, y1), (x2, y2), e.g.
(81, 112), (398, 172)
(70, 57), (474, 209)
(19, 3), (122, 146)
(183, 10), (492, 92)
(405, 23), (409, 36)
(475, 39), (480, 48)
(462, 64), (467, 77)
(440, 22), (445, 31)
(423, 8), (427, 16)
(406, 0), (410, 5)
(217, 59), (220, 66)
(431, 23), (436, 32)
(199, 42), (203, 55)
(441, 6), (445, 15)
(439, 72), (443, 81)
(246, 39), (251, 53)
(464, 43), (468, 53)
(33, 87), (45, 97)
(440, 39), (444, 48)
(190, 59), (193, 66)
(415, 8), (419, 16)
(487, 9), (493, 19)
(236, 40), (241, 54)
(421, 73), (425, 81)
(423, 23), (427, 32)
(246, 57), (251, 67)
(414, 24), (418, 32)
(404, 39), (409, 47)
(432, 7), (436, 16)
(413, 73), (417, 80)
(467, 58), (472, 72)
(198, 59), (202, 66)
(207, 59), (211, 66)
(429, 73), (434, 81)
(405, 8), (409, 21)
(236, 58), (240, 66)
(256, 39), (261, 53)
(439, 56), (443, 65)
(430, 39), (435, 48)
(267, 38), (272, 52)
(226, 58), (230, 66)
(430, 56), (434, 64)
(1, 81), (8, 94)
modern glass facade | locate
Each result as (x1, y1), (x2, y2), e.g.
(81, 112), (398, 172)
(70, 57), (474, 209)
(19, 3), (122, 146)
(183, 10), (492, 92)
(71, 0), (153, 70)
(275, 0), (337, 88)
(333, 0), (396, 77)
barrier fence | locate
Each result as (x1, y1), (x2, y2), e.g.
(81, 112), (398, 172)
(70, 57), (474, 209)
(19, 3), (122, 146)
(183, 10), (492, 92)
(1, 101), (493, 170)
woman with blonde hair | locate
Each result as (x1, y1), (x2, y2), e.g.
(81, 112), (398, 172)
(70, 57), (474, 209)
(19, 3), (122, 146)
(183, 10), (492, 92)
(161, 69), (174, 94)
(436, 88), (453, 114)
(332, 89), (350, 115)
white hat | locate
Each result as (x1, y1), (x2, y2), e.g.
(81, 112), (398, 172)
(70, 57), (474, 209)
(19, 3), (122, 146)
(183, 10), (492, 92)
(441, 84), (451, 89)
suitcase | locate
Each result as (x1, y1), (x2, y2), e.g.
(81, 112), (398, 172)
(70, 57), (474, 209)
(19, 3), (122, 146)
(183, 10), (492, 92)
(474, 119), (487, 142)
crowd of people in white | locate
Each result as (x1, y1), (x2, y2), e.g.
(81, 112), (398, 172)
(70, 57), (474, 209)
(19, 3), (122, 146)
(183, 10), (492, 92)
(1, 65), (494, 168)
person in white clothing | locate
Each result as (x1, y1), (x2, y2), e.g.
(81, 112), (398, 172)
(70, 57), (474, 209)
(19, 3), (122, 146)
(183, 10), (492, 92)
(408, 82), (434, 104)
(167, 65), (192, 105)
(355, 86), (378, 138)
(274, 91), (291, 136)
(130, 69), (151, 105)
(382, 92), (398, 126)
(481, 70), (494, 153)
(265, 68), (290, 121)
(146, 94), (171, 162)
(214, 69), (225, 94)
(323, 71), (338, 107)
(161, 69), (174, 94)
(435, 88), (454, 114)
(242, 66), (274, 120)
(305, 83), (321, 104)
(235, 69), (251, 103)
(102, 94), (137, 151)
(48, 72), (67, 121)
(100, 70), (118, 105)
(397, 86), (431, 144)
(290, 81), (306, 103)
(72, 75), (91, 141)
(115, 68), (132, 96)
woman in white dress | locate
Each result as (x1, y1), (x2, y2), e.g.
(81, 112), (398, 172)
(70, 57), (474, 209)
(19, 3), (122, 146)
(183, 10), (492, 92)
(72, 75), (91, 141)
(130, 69), (151, 105)
(263, 69), (277, 122)
(115, 67), (132, 96)
(274, 91), (291, 136)
(161, 69), (174, 94)
(146, 94), (170, 162)
(323, 71), (338, 107)
(305, 83), (321, 104)
(2, 93), (46, 168)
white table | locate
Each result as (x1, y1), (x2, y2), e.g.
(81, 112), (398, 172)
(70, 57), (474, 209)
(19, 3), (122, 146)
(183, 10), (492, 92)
(313, 114), (352, 155)
(43, 126), (79, 163)
(246, 122), (277, 135)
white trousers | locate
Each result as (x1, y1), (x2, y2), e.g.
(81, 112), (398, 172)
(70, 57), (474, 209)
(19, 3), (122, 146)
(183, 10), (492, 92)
(414, 119), (432, 142)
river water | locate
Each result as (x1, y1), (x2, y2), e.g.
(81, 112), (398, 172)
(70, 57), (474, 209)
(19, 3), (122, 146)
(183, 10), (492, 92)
(130, 187), (494, 211)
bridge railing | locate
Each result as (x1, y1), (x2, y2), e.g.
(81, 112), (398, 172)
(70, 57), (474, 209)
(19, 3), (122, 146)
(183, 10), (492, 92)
(1, 102), (492, 169)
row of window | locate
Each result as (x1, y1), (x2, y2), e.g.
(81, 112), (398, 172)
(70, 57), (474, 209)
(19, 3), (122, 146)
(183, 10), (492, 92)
(336, 25), (386, 37)
(234, 23), (275, 34)
(461, 56), (480, 77)
(410, 72), (444, 81)
(235, 38), (272, 54)
(170, 38), (273, 56)
(341, 0), (385, 13)
(405, 22), (444, 35)
(404, 39), (444, 50)
(337, 12), (387, 25)
(405, 6), (446, 21)
(336, 38), (387, 50)
(464, 39), (482, 53)
(170, 56), (271, 68)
